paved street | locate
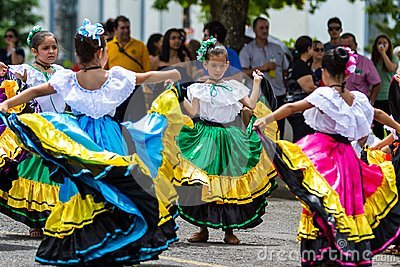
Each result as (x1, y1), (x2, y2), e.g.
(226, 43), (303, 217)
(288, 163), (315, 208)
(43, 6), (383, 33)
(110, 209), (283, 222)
(0, 198), (399, 267)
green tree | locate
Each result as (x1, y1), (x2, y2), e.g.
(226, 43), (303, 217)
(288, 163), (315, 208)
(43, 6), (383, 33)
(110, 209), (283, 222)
(153, 0), (328, 52)
(364, 0), (400, 46)
(0, 0), (42, 47)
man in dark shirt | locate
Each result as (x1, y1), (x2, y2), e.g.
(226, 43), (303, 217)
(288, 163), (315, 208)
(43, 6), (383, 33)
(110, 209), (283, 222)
(324, 17), (343, 52)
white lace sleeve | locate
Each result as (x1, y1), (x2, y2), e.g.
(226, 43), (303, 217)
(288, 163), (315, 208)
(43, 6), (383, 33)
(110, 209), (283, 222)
(304, 87), (373, 140)
(224, 79), (250, 99)
(48, 69), (75, 95)
(48, 66), (136, 119)
(8, 64), (28, 76)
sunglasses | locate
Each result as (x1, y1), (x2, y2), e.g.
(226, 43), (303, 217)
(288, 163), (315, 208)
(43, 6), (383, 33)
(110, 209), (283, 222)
(328, 26), (341, 32)
(170, 36), (183, 41)
(4, 34), (14, 38)
(313, 48), (324, 52)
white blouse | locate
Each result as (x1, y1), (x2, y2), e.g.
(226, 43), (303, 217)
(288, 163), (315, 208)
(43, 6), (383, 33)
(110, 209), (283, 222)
(48, 66), (136, 119)
(303, 86), (374, 141)
(9, 64), (65, 113)
(187, 80), (249, 123)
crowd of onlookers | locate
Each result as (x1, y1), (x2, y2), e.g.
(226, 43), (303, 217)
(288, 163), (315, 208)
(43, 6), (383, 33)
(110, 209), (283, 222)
(2, 16), (400, 142)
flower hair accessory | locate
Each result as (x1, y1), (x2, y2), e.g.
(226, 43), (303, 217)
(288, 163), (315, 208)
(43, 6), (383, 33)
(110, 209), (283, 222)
(343, 47), (358, 75)
(77, 18), (104, 46)
(196, 36), (217, 61)
(27, 26), (42, 46)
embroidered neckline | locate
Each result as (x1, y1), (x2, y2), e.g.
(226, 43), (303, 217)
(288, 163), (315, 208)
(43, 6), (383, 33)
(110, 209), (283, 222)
(28, 64), (55, 81)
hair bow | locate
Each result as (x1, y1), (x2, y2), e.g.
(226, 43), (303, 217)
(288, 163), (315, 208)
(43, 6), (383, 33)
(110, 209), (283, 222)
(343, 47), (358, 75)
(196, 36), (217, 62)
(27, 25), (42, 46)
(77, 18), (104, 46)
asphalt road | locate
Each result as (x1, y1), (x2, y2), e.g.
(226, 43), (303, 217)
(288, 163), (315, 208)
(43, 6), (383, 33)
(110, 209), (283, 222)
(0, 198), (399, 267)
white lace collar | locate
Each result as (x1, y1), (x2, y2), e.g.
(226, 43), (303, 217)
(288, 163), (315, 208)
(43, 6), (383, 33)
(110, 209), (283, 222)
(49, 66), (136, 119)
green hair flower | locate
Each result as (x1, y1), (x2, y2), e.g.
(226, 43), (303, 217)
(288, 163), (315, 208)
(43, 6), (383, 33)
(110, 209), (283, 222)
(27, 25), (42, 46)
(196, 36), (217, 62)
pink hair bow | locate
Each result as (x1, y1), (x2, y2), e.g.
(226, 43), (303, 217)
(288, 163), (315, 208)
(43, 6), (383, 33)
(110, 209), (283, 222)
(343, 47), (358, 75)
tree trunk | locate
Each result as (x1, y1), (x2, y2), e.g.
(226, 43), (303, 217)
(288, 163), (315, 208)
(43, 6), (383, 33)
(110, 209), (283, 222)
(209, 0), (249, 53)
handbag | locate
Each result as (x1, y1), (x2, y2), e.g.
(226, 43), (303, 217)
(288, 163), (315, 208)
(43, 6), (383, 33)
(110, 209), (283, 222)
(284, 79), (308, 103)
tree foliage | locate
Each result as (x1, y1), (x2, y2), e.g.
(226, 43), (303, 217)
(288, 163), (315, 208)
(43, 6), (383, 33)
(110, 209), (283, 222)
(0, 0), (42, 47)
(364, 0), (400, 46)
(153, 0), (328, 51)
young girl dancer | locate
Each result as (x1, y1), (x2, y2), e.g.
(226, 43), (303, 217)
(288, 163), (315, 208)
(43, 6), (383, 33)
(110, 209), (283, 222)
(173, 37), (278, 245)
(0, 26), (64, 238)
(254, 47), (400, 266)
(0, 19), (182, 266)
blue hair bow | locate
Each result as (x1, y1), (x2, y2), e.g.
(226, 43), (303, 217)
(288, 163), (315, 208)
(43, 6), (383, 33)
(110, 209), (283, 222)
(77, 18), (104, 46)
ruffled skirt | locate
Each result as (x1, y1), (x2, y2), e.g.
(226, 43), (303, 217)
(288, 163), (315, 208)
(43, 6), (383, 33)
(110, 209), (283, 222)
(0, 80), (57, 228)
(257, 131), (400, 266)
(1, 88), (183, 265)
(173, 102), (278, 229)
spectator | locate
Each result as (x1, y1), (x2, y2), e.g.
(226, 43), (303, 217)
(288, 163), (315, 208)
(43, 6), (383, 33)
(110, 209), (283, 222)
(340, 33), (381, 104)
(147, 33), (163, 70)
(106, 15), (151, 122)
(188, 39), (201, 62)
(151, 28), (191, 99)
(311, 40), (324, 86)
(285, 36), (316, 142)
(0, 28), (24, 65)
(152, 28), (190, 69)
(324, 17), (343, 51)
(371, 34), (398, 139)
(178, 28), (193, 60)
(203, 21), (242, 80)
(104, 18), (115, 42)
(239, 17), (289, 138)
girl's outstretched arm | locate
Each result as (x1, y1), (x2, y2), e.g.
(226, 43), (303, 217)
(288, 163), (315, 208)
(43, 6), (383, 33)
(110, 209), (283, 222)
(374, 108), (400, 134)
(0, 83), (55, 112)
(370, 134), (395, 150)
(136, 69), (181, 84)
(240, 70), (262, 110)
(253, 100), (313, 131)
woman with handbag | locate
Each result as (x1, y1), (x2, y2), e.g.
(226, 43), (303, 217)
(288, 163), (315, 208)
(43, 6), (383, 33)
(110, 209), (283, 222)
(285, 36), (317, 142)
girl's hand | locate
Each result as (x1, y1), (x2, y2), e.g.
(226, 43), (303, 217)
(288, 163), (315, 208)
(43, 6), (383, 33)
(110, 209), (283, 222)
(0, 102), (9, 113)
(253, 116), (270, 131)
(395, 74), (400, 84)
(0, 62), (8, 76)
(164, 79), (174, 87)
(377, 44), (386, 54)
(252, 69), (263, 83)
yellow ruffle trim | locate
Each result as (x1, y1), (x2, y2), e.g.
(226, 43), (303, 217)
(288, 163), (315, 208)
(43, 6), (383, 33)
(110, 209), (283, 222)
(277, 141), (397, 242)
(148, 88), (183, 225)
(173, 101), (279, 204)
(1, 80), (25, 113)
(363, 149), (397, 229)
(44, 193), (107, 238)
(16, 113), (150, 175)
(0, 127), (23, 168)
(0, 177), (59, 212)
